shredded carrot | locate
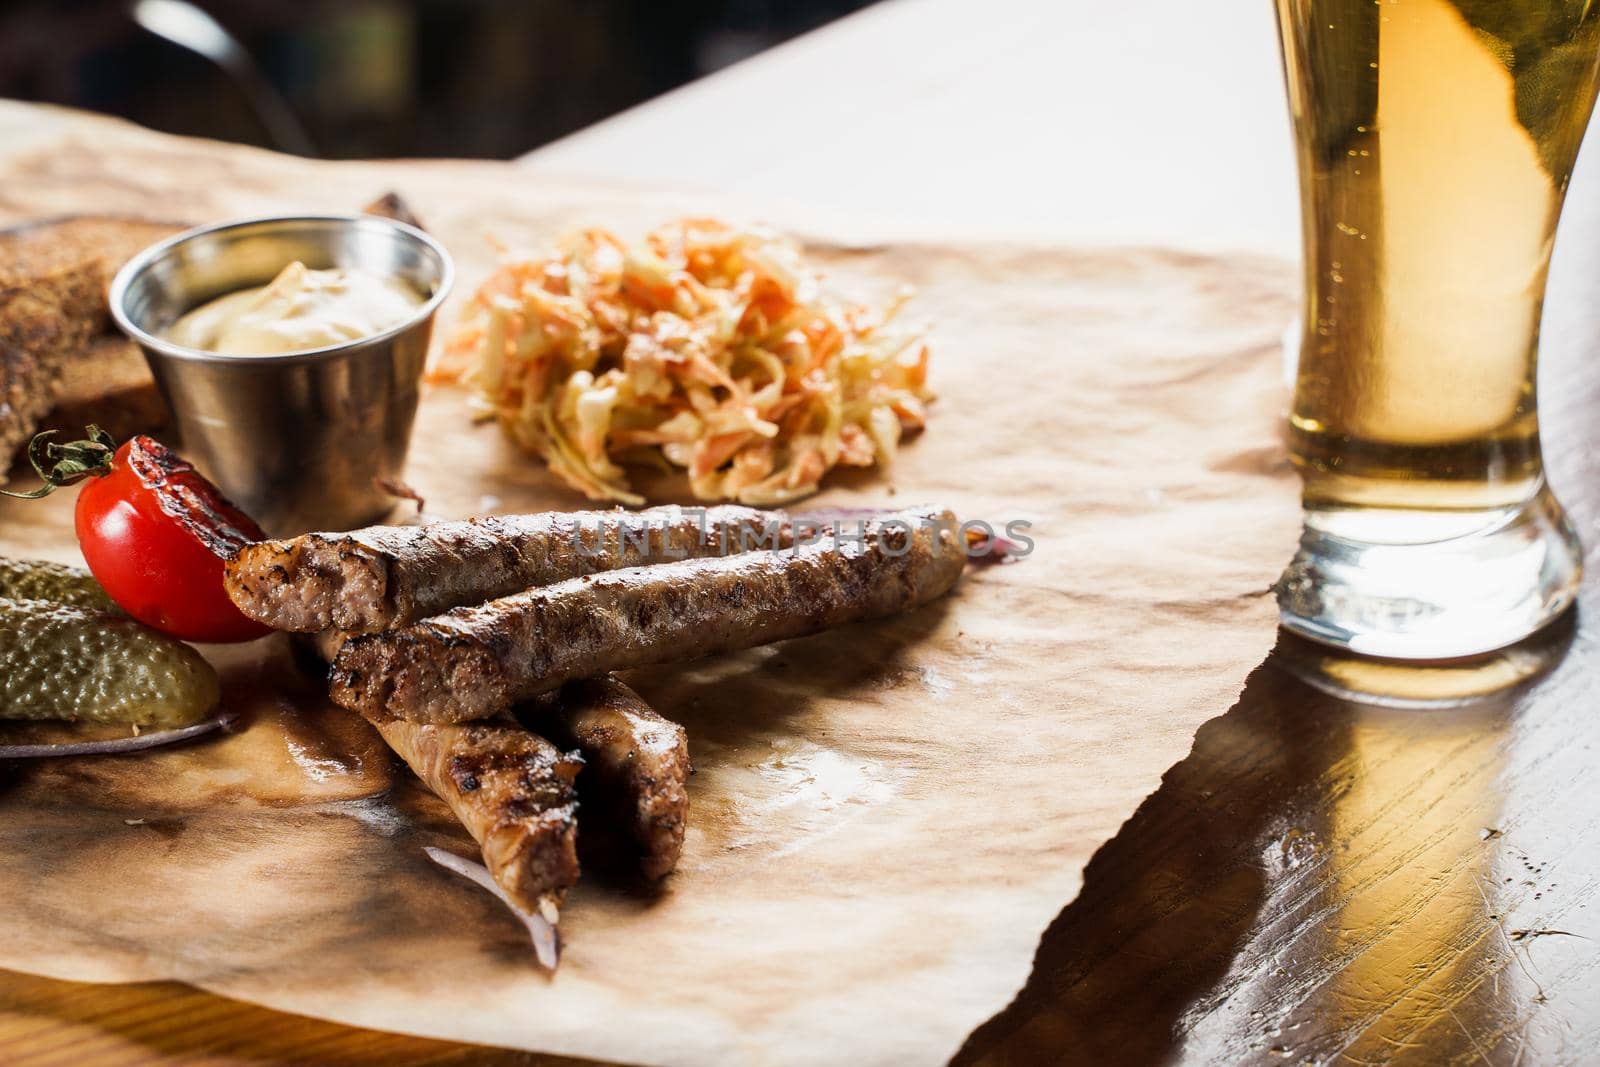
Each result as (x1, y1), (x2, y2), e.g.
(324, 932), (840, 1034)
(439, 219), (932, 505)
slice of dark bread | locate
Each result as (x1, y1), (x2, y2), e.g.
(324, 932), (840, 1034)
(0, 217), (182, 482)
(0, 229), (108, 485)
(41, 335), (169, 443)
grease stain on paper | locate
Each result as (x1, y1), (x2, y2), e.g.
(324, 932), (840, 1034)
(711, 741), (909, 858)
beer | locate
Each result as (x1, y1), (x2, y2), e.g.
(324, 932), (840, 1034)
(1274, 0), (1598, 659)
(1276, 0), (1600, 512)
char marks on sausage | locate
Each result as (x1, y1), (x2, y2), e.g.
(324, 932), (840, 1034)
(375, 716), (582, 912)
(531, 677), (690, 880)
(332, 506), (964, 724)
(224, 504), (782, 634)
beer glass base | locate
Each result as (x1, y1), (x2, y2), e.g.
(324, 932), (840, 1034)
(1274, 622), (1574, 710)
(1277, 485), (1582, 660)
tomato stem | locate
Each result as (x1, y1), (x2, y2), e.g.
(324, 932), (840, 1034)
(0, 426), (117, 499)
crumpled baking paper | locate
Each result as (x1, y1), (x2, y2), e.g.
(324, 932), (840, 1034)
(0, 103), (1301, 1066)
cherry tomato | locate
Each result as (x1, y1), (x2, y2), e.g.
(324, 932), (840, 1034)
(73, 436), (271, 643)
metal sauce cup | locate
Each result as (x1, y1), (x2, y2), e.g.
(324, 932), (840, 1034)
(110, 214), (453, 534)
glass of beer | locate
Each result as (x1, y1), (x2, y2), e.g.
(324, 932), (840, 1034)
(1273, 0), (1600, 659)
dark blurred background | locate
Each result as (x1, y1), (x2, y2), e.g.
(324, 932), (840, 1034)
(0, 0), (876, 158)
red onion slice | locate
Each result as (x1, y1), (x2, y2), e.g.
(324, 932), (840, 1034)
(0, 709), (240, 759)
(424, 845), (560, 969)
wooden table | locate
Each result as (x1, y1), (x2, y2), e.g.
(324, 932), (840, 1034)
(6, 1), (1600, 1063)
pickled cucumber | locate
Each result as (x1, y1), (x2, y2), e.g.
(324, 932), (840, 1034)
(0, 597), (219, 726)
(0, 557), (117, 612)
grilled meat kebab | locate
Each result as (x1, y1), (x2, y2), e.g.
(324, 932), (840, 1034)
(332, 506), (964, 724)
(376, 716), (581, 913)
(306, 639), (690, 880)
(225, 504), (782, 635)
(534, 677), (690, 880)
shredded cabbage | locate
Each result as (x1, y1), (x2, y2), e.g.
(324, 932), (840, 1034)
(437, 220), (931, 505)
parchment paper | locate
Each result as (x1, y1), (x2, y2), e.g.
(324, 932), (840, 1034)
(0, 102), (1302, 1066)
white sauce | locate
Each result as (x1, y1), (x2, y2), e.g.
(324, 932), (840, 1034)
(167, 261), (423, 355)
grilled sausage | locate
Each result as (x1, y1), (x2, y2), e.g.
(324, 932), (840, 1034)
(225, 504), (785, 635)
(332, 506), (964, 724)
(532, 677), (690, 880)
(375, 716), (581, 913)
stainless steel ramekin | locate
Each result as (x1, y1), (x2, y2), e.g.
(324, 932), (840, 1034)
(110, 214), (453, 535)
